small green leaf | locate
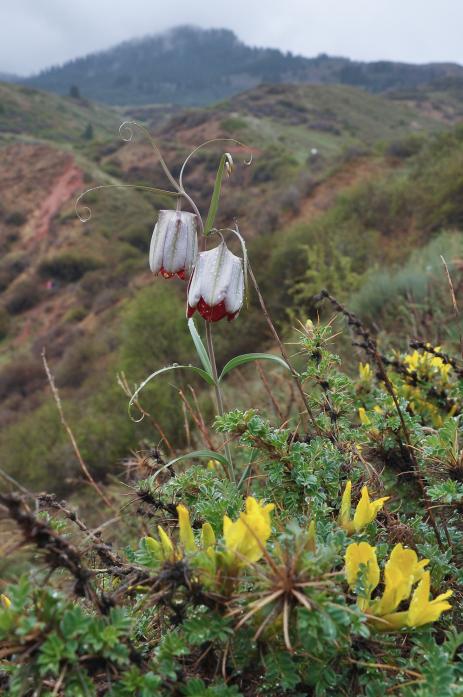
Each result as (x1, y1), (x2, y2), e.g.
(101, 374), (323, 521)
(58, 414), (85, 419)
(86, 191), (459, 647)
(165, 449), (230, 472)
(188, 318), (213, 375)
(219, 353), (290, 381)
(129, 364), (214, 420)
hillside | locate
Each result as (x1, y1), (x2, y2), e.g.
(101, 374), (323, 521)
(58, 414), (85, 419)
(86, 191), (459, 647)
(1, 79), (463, 494)
(21, 25), (463, 106)
(0, 81), (120, 142)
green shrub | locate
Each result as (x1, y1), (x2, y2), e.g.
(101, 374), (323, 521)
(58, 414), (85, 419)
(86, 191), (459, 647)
(0, 253), (28, 292)
(0, 402), (71, 491)
(0, 307), (10, 340)
(5, 279), (43, 314)
(350, 231), (463, 346)
(38, 252), (102, 283)
(5, 210), (27, 226)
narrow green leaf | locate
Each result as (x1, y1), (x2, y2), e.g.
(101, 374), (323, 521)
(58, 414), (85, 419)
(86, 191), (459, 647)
(204, 153), (228, 235)
(129, 364), (214, 421)
(219, 353), (290, 382)
(188, 318), (213, 375)
(152, 449), (231, 481)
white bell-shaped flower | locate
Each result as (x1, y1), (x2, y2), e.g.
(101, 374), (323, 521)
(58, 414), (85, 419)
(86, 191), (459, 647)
(149, 209), (198, 280)
(187, 242), (244, 322)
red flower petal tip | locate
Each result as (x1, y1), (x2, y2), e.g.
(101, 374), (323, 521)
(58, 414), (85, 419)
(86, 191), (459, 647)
(158, 267), (186, 280)
(189, 298), (239, 322)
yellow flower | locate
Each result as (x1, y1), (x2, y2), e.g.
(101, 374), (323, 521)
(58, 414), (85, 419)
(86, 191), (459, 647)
(177, 504), (197, 553)
(201, 522), (216, 550)
(223, 496), (274, 567)
(406, 571), (452, 627)
(307, 519), (317, 553)
(305, 319), (315, 337)
(144, 536), (162, 557)
(339, 481), (389, 534)
(374, 544), (428, 615)
(345, 542), (379, 610)
(157, 525), (175, 561)
(358, 363), (372, 381)
(404, 350), (420, 372)
(0, 594), (11, 609)
(358, 407), (370, 425)
(346, 542), (452, 631)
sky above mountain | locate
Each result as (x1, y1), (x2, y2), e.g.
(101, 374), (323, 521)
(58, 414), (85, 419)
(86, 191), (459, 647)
(1, 0), (462, 76)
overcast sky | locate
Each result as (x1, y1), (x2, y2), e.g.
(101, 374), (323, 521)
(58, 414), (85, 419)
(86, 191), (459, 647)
(1, 0), (462, 76)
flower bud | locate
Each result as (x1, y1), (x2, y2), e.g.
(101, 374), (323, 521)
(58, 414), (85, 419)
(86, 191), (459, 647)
(187, 242), (244, 322)
(149, 209), (198, 280)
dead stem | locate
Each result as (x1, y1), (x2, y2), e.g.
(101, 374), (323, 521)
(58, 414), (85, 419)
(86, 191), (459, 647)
(42, 349), (113, 510)
(248, 264), (322, 434)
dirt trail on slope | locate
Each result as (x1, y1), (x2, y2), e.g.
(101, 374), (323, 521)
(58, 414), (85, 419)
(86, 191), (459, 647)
(31, 161), (84, 242)
(288, 157), (387, 227)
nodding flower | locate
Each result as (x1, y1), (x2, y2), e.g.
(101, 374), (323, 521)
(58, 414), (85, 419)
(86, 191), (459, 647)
(149, 209), (198, 280)
(187, 242), (244, 322)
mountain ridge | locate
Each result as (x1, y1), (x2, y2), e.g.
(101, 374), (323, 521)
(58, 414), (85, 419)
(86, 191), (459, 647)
(19, 25), (463, 106)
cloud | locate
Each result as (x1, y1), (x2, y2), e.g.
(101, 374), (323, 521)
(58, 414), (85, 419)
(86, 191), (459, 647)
(1, 0), (462, 76)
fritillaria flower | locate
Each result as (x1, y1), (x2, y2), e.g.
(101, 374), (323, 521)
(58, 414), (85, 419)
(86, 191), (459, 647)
(149, 209), (198, 280)
(187, 242), (244, 322)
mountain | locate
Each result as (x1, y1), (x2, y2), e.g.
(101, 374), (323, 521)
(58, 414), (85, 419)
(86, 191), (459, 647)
(21, 25), (463, 106)
(0, 72), (19, 83)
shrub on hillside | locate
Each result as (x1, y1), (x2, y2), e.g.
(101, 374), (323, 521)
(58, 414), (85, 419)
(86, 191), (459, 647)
(5, 210), (27, 226)
(38, 252), (102, 283)
(0, 307), (10, 341)
(350, 231), (463, 345)
(0, 253), (28, 292)
(0, 358), (44, 400)
(5, 278), (43, 314)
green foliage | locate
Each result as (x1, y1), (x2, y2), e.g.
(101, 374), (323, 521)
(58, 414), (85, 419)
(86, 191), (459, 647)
(350, 231), (463, 344)
(287, 240), (361, 320)
(2, 324), (461, 695)
(5, 278), (43, 314)
(0, 306), (10, 340)
(38, 252), (102, 283)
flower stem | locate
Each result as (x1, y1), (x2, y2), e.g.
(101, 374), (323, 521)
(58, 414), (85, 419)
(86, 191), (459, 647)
(205, 321), (235, 482)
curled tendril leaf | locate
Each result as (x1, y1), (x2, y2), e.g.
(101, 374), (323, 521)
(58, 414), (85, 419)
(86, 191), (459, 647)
(179, 138), (252, 191)
(128, 364), (214, 423)
(75, 193), (92, 223)
(118, 121), (135, 142)
(74, 184), (178, 224)
(118, 120), (180, 192)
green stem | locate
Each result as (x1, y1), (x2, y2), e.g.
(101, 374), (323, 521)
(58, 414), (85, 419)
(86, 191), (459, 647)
(205, 321), (235, 482)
